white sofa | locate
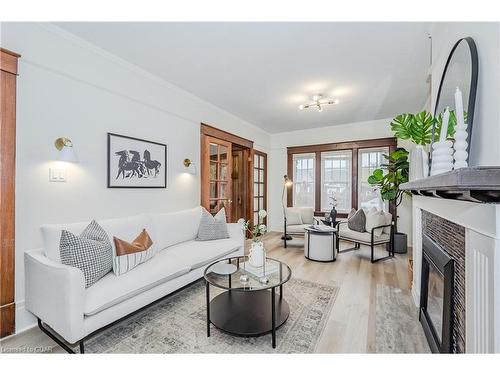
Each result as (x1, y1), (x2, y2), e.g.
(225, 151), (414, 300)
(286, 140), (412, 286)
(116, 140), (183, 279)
(24, 206), (244, 352)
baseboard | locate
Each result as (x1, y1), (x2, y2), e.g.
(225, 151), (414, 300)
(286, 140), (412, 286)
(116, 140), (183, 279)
(14, 300), (37, 335)
(411, 287), (420, 308)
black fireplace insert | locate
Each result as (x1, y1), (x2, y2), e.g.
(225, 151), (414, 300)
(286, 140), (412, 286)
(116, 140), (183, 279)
(420, 233), (455, 353)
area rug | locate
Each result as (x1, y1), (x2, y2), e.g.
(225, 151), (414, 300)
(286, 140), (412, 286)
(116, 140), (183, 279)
(85, 278), (339, 353)
(375, 284), (430, 353)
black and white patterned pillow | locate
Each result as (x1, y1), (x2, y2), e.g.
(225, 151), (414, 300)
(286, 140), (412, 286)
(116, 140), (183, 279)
(59, 220), (113, 288)
(196, 207), (229, 241)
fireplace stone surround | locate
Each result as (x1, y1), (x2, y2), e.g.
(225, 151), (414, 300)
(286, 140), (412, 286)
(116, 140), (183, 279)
(411, 195), (500, 353)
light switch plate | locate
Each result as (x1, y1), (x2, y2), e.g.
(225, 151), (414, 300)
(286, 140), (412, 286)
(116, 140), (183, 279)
(49, 167), (67, 182)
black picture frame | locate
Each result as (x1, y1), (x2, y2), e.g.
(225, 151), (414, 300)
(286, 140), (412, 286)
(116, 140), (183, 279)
(107, 132), (167, 188)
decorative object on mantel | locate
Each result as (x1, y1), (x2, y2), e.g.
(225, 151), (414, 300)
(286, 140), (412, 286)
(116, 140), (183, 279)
(433, 37), (478, 168)
(390, 111), (434, 180)
(430, 107), (454, 176)
(107, 133), (167, 188)
(453, 87), (469, 169)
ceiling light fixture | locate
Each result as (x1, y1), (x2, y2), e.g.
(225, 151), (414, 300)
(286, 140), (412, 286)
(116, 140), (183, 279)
(298, 94), (339, 112)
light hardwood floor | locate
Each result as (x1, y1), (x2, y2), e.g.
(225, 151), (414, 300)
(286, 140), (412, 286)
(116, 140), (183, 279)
(0, 231), (418, 354)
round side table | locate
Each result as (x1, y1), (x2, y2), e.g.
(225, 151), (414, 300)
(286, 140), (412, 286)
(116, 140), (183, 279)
(304, 226), (337, 262)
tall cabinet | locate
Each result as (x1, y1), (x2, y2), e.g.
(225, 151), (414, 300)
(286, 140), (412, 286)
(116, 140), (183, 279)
(0, 48), (20, 338)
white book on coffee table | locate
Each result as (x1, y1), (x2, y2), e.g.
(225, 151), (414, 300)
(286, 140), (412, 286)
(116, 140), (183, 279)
(240, 261), (279, 278)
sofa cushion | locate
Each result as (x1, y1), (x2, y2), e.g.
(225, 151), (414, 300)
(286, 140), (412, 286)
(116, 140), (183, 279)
(286, 224), (311, 234)
(285, 207), (303, 225)
(151, 206), (202, 250)
(84, 237), (241, 316)
(164, 238), (242, 270)
(299, 207), (315, 225)
(42, 214), (155, 263)
(339, 227), (390, 244)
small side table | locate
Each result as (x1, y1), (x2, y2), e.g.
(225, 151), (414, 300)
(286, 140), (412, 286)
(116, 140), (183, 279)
(304, 226), (337, 262)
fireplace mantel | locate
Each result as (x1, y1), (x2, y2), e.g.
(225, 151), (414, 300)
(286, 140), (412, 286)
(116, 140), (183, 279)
(401, 167), (500, 203)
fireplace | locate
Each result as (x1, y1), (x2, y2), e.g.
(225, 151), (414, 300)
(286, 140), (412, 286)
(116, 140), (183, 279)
(419, 234), (455, 353)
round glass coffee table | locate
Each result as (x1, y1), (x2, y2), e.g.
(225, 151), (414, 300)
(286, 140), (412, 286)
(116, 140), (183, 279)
(203, 256), (292, 348)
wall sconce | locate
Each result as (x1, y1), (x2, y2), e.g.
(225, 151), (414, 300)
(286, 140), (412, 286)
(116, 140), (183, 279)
(49, 137), (78, 182)
(55, 137), (78, 163)
(183, 158), (197, 175)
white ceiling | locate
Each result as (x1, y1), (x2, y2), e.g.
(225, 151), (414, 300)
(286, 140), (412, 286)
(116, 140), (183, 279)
(54, 22), (431, 133)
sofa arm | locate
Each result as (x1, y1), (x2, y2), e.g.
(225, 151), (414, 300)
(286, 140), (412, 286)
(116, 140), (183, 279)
(227, 223), (245, 248)
(25, 249), (86, 344)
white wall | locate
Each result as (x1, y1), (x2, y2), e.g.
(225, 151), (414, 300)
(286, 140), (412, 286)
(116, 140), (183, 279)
(267, 118), (413, 244)
(431, 22), (500, 166)
(1, 22), (271, 333)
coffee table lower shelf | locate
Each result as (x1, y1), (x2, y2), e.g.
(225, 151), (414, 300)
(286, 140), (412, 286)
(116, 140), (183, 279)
(207, 289), (290, 348)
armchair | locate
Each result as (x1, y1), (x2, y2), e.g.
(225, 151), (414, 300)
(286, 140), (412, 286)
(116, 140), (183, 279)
(336, 219), (395, 263)
(283, 207), (318, 248)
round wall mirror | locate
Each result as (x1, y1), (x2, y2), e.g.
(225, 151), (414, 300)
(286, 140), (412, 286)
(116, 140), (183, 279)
(433, 37), (478, 162)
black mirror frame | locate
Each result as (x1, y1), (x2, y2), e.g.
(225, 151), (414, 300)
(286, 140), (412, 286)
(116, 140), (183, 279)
(433, 37), (479, 162)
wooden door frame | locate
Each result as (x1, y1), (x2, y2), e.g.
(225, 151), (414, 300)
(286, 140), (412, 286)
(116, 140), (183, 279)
(200, 123), (254, 223)
(253, 150), (268, 225)
(1, 48), (20, 338)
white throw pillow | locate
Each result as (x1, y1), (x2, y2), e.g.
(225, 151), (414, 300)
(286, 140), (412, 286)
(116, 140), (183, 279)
(365, 209), (386, 237)
(300, 207), (315, 225)
(285, 207), (303, 225)
(382, 211), (392, 234)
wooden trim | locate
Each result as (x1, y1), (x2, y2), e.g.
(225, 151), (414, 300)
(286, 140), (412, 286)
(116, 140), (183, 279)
(287, 137), (397, 155)
(0, 49), (18, 338)
(253, 150), (268, 225)
(201, 123), (253, 149)
(352, 148), (359, 210)
(286, 153), (293, 207)
(0, 304), (16, 337)
(287, 137), (397, 214)
(314, 151), (321, 212)
(0, 49), (20, 75)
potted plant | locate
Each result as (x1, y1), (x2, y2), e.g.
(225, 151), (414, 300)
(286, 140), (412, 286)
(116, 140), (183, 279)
(368, 147), (410, 253)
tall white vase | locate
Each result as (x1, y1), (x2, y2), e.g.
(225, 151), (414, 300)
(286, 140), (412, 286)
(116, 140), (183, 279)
(409, 145), (429, 180)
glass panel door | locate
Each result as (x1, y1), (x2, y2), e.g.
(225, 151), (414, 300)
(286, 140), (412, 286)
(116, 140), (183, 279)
(253, 151), (267, 226)
(202, 136), (233, 221)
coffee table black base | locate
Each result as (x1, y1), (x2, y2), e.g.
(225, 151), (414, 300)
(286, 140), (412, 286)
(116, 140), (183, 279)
(209, 289), (290, 339)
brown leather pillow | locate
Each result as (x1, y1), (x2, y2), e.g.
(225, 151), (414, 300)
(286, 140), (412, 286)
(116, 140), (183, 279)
(114, 229), (153, 256)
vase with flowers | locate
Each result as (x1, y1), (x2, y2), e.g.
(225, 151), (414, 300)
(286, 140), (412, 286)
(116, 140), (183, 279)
(238, 209), (268, 269)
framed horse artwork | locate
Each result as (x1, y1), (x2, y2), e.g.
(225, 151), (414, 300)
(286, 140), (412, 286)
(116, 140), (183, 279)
(107, 133), (167, 188)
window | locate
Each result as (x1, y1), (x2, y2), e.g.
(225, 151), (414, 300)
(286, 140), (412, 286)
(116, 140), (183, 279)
(321, 150), (352, 213)
(358, 147), (389, 211)
(253, 151), (267, 226)
(293, 153), (315, 207)
(287, 138), (396, 216)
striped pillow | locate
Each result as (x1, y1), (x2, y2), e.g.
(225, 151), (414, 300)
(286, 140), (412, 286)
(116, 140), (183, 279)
(112, 229), (155, 275)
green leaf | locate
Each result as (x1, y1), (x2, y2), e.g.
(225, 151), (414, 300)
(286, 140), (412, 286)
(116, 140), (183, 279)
(390, 114), (413, 140)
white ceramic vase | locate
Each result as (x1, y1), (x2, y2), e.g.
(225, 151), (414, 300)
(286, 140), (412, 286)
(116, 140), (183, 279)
(409, 145), (429, 180)
(431, 140), (454, 176)
(249, 241), (266, 268)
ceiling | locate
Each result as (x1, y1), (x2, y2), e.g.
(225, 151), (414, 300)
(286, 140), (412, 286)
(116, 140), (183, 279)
(55, 22), (432, 133)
